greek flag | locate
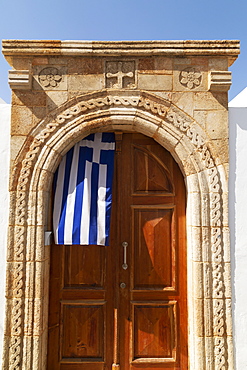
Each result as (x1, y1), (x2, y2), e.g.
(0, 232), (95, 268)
(53, 132), (115, 246)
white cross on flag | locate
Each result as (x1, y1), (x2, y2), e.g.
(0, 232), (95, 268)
(53, 132), (115, 246)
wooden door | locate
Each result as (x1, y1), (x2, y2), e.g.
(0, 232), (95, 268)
(47, 133), (187, 369)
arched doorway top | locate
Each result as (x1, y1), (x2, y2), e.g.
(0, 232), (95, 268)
(12, 89), (216, 193)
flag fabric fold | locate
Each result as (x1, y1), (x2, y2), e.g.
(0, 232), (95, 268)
(53, 132), (115, 246)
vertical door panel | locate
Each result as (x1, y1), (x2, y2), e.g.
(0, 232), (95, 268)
(133, 207), (175, 290)
(119, 134), (187, 369)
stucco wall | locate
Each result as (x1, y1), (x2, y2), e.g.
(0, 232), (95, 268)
(0, 101), (10, 369)
(229, 89), (247, 369)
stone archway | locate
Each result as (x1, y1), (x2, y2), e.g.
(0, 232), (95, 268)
(3, 90), (232, 370)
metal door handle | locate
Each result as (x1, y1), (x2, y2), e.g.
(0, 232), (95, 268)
(122, 241), (128, 270)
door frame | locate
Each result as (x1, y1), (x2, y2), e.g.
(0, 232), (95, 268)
(3, 90), (232, 369)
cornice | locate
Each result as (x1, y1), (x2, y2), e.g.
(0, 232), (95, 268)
(2, 40), (240, 65)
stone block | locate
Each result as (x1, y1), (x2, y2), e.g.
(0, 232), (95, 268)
(172, 92), (194, 117)
(10, 135), (26, 162)
(151, 91), (172, 101)
(48, 56), (68, 65)
(133, 116), (159, 137)
(155, 57), (173, 73)
(207, 139), (229, 166)
(32, 57), (49, 66)
(32, 106), (47, 126)
(68, 74), (104, 91)
(46, 91), (68, 111)
(204, 298), (214, 336)
(222, 227), (231, 263)
(194, 91), (228, 110)
(138, 57), (155, 71)
(26, 225), (45, 261)
(138, 74), (172, 91)
(173, 57), (191, 65)
(68, 57), (103, 74)
(205, 110), (228, 140)
(188, 226), (202, 262)
(154, 126), (180, 155)
(187, 191), (201, 227)
(193, 262), (204, 298)
(193, 298), (204, 336)
(209, 57), (228, 71)
(12, 90), (47, 107)
(12, 57), (31, 70)
(193, 110), (207, 128)
(11, 105), (33, 135)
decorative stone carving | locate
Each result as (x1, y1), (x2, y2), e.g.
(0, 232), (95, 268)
(38, 67), (62, 88)
(5, 91), (229, 369)
(209, 71), (232, 91)
(8, 70), (32, 90)
(105, 61), (136, 88)
(179, 67), (202, 89)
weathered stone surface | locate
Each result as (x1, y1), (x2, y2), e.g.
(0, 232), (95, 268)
(1, 39), (240, 370)
(205, 110), (228, 139)
(68, 74), (104, 91)
(12, 90), (47, 107)
(138, 73), (172, 91)
(46, 90), (68, 111)
(68, 57), (103, 74)
(33, 65), (67, 91)
(11, 105), (33, 135)
(209, 57), (228, 71)
(8, 70), (32, 90)
(10, 135), (26, 162)
(209, 71), (232, 91)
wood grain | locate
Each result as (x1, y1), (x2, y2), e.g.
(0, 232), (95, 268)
(47, 133), (188, 369)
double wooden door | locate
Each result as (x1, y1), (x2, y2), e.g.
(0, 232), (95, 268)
(47, 133), (187, 369)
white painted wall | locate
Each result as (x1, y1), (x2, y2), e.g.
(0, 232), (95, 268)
(0, 99), (10, 368)
(229, 87), (247, 370)
(0, 90), (247, 368)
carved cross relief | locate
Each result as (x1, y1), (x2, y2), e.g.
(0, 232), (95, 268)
(105, 61), (136, 88)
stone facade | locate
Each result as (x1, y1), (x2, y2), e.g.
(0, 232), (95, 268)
(2, 40), (240, 369)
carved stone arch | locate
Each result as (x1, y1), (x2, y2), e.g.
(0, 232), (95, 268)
(3, 90), (232, 370)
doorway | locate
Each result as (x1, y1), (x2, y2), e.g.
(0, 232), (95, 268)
(47, 133), (187, 369)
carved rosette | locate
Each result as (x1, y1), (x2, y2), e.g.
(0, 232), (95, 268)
(179, 67), (202, 89)
(38, 67), (62, 88)
(6, 91), (227, 369)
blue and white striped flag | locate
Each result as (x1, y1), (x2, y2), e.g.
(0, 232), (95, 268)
(53, 132), (115, 246)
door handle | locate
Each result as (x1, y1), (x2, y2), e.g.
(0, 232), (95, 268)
(122, 241), (128, 270)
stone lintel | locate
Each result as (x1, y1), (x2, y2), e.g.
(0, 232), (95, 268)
(2, 40), (240, 65)
(8, 70), (32, 90)
(209, 71), (232, 91)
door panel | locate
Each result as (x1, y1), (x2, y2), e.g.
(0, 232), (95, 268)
(133, 302), (177, 359)
(61, 303), (105, 359)
(47, 133), (187, 369)
(133, 207), (174, 289)
(118, 134), (187, 369)
(64, 245), (105, 288)
(133, 147), (173, 194)
(47, 244), (110, 370)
